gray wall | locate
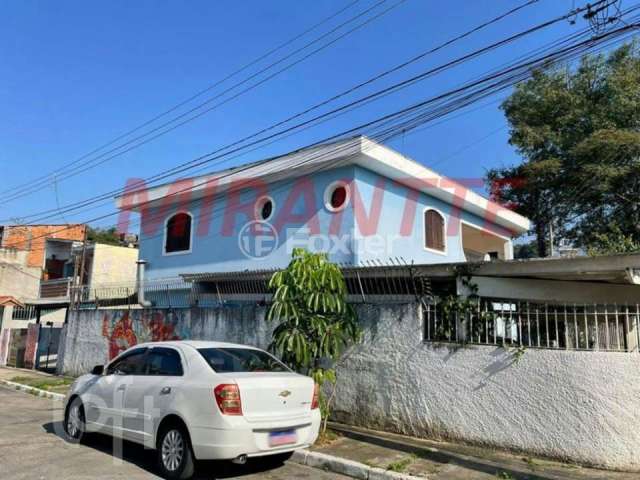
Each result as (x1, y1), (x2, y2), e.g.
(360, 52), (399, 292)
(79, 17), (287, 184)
(59, 304), (640, 471)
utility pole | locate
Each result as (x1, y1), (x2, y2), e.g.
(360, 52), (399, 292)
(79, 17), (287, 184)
(548, 220), (555, 257)
(73, 226), (88, 310)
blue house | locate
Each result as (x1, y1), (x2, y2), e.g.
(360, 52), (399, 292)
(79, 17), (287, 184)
(116, 136), (530, 287)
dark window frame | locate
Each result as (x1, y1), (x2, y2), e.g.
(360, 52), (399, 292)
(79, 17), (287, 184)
(106, 348), (148, 376)
(164, 212), (192, 254)
(144, 347), (184, 376)
(424, 209), (446, 252)
(198, 347), (291, 373)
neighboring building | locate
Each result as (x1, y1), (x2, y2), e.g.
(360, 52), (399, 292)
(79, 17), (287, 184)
(0, 224), (87, 301)
(116, 136), (530, 281)
(0, 224), (138, 370)
(0, 247), (42, 300)
(36, 242), (139, 303)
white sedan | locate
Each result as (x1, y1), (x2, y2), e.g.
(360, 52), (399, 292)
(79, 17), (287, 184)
(64, 340), (321, 479)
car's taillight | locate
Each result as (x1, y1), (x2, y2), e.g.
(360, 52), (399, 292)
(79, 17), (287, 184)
(311, 383), (319, 410)
(214, 384), (242, 415)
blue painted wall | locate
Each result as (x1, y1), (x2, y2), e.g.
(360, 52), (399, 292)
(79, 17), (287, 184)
(138, 164), (511, 280)
(140, 166), (356, 279)
(350, 166), (510, 265)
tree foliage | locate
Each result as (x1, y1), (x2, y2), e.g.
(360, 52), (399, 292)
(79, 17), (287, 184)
(87, 226), (122, 246)
(487, 42), (640, 255)
(267, 248), (361, 431)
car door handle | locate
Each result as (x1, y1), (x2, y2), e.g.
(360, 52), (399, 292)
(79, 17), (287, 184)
(117, 385), (126, 391)
(160, 387), (172, 395)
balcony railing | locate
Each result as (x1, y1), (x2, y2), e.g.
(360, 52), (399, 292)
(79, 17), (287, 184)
(39, 278), (72, 299)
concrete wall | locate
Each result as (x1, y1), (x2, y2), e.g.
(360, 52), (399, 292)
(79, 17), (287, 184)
(333, 303), (640, 471)
(0, 249), (41, 300)
(59, 304), (640, 471)
(89, 244), (138, 286)
(59, 306), (275, 376)
(0, 328), (9, 365)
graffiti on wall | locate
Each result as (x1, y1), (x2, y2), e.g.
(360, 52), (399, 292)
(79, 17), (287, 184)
(101, 309), (191, 359)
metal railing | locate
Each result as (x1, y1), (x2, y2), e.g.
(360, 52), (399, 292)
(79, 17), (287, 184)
(39, 278), (72, 299)
(72, 277), (192, 309)
(423, 298), (640, 352)
(12, 304), (38, 320)
(11, 305), (63, 320)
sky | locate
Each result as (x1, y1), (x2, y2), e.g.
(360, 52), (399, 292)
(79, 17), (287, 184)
(0, 0), (616, 231)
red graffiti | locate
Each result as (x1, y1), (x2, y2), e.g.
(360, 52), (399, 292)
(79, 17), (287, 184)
(102, 311), (183, 360)
(147, 311), (181, 343)
(103, 312), (138, 360)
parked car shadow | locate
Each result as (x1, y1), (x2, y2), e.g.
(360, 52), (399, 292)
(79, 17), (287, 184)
(42, 421), (288, 479)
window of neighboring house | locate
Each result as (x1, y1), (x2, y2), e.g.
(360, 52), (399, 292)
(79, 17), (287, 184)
(424, 209), (445, 252)
(106, 348), (147, 375)
(165, 212), (192, 254)
(145, 347), (183, 376)
(45, 255), (66, 279)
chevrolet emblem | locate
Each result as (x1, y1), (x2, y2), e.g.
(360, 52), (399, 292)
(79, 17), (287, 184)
(279, 390), (292, 398)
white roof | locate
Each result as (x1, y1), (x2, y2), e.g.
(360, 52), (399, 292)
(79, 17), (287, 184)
(115, 136), (530, 234)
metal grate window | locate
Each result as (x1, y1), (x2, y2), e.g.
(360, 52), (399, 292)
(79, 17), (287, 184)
(423, 299), (640, 352)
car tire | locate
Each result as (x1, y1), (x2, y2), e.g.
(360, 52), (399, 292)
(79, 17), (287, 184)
(64, 397), (87, 443)
(157, 423), (195, 480)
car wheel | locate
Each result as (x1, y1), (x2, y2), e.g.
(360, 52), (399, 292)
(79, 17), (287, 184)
(157, 424), (195, 480)
(64, 397), (87, 442)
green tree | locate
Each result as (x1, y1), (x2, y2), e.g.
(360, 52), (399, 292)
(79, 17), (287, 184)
(588, 225), (640, 256)
(488, 42), (640, 255)
(513, 240), (538, 259)
(87, 226), (122, 246)
(267, 248), (361, 432)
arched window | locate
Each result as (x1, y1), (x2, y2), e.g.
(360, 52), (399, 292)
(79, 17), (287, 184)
(164, 212), (192, 254)
(424, 209), (445, 252)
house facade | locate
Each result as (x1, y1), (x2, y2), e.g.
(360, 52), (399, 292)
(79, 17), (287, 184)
(116, 137), (530, 281)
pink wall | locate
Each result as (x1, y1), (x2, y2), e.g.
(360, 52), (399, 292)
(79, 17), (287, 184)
(23, 324), (40, 369)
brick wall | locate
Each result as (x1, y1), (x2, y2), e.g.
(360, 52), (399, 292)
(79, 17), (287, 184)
(1, 225), (86, 268)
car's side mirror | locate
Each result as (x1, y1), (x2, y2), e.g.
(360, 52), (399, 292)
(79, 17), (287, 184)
(91, 365), (104, 375)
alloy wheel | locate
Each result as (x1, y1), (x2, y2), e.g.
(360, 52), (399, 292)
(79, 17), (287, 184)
(67, 404), (81, 438)
(161, 429), (184, 472)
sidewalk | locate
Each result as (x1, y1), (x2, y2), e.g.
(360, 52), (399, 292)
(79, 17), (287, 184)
(313, 423), (637, 480)
(0, 366), (73, 394)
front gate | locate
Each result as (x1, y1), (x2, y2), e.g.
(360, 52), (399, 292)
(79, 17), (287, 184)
(35, 324), (62, 373)
(7, 328), (28, 368)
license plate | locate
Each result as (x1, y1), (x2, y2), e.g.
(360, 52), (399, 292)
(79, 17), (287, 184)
(268, 429), (297, 447)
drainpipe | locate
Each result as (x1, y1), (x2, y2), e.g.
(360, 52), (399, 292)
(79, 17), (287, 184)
(136, 260), (153, 307)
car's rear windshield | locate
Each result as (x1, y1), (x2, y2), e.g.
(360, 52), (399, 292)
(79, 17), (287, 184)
(198, 348), (290, 373)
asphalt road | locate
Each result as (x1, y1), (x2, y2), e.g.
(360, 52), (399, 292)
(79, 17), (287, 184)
(0, 385), (348, 480)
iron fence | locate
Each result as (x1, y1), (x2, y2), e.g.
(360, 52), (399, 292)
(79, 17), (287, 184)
(71, 277), (193, 309)
(423, 298), (640, 352)
(11, 305), (61, 320)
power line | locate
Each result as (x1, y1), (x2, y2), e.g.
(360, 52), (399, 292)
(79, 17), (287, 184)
(0, 0), (363, 199)
(7, 15), (639, 256)
(5, 0), (620, 231)
(0, 0), (404, 204)
(4, 0), (557, 222)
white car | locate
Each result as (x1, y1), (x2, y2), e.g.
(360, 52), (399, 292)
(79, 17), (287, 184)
(64, 340), (321, 479)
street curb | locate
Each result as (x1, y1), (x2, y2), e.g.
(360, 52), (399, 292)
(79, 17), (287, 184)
(0, 379), (65, 401)
(291, 449), (425, 480)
